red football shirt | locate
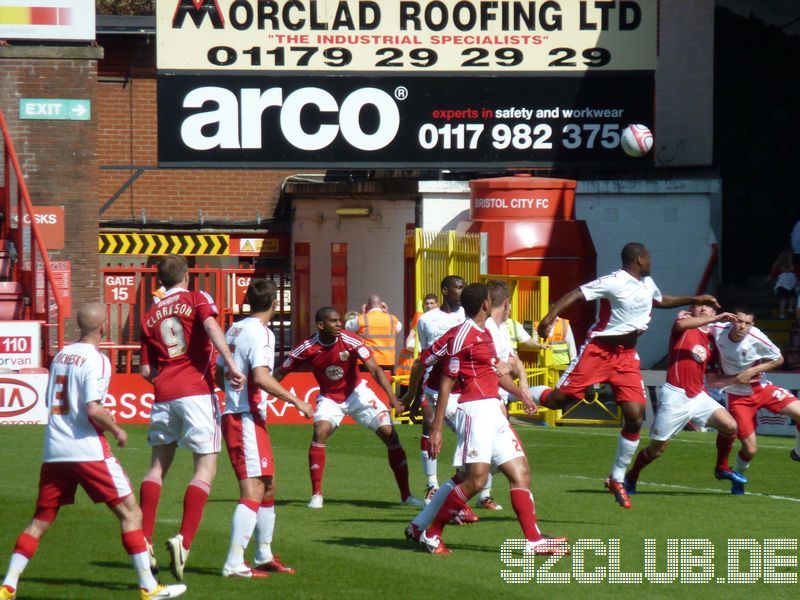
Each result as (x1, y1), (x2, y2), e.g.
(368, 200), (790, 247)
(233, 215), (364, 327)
(665, 315), (715, 397)
(140, 288), (219, 402)
(281, 331), (373, 403)
(419, 323), (461, 394)
(441, 320), (500, 403)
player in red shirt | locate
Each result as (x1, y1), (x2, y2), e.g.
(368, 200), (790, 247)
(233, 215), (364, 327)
(419, 283), (569, 556)
(623, 304), (743, 493)
(274, 306), (423, 509)
(138, 255), (245, 581)
(0, 303), (185, 600)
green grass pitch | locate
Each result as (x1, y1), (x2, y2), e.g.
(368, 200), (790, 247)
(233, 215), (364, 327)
(1, 422), (798, 598)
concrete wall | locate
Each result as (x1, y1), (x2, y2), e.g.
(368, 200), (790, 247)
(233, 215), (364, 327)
(292, 198), (416, 331)
(655, 0), (715, 167)
(417, 178), (721, 368)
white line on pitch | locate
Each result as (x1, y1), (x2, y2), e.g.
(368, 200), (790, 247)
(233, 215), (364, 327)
(559, 474), (800, 503)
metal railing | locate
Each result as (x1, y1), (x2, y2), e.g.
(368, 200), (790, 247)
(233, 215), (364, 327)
(0, 108), (65, 361)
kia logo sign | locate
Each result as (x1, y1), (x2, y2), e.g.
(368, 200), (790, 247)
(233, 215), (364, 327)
(0, 378), (39, 417)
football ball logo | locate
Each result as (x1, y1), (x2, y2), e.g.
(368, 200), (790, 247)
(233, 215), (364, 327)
(620, 124), (653, 157)
(691, 344), (707, 362)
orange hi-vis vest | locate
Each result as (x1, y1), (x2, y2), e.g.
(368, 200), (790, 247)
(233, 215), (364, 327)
(357, 311), (399, 367)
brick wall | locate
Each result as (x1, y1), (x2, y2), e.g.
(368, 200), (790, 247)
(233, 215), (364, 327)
(0, 46), (102, 339)
(97, 37), (294, 224)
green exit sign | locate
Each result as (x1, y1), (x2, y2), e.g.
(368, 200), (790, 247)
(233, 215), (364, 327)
(19, 99), (91, 121)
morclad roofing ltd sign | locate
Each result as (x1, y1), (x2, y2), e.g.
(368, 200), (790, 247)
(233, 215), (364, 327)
(156, 0), (657, 168)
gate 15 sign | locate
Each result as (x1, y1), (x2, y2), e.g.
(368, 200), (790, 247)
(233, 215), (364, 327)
(104, 273), (136, 304)
(157, 0), (656, 72)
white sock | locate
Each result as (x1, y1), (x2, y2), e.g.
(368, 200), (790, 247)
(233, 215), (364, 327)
(413, 477), (456, 529)
(610, 434), (640, 482)
(130, 551), (158, 591)
(736, 453), (751, 473)
(225, 502), (258, 568)
(478, 473), (493, 501)
(421, 436), (439, 487)
(254, 504), (276, 564)
(2, 553), (29, 590)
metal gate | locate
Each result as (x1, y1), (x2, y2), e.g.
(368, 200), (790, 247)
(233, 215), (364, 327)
(100, 265), (290, 374)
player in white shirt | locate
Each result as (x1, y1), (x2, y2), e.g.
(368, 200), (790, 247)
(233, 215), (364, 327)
(532, 243), (718, 509)
(401, 275), (468, 505)
(707, 306), (800, 494)
(0, 303), (185, 600)
(218, 279), (313, 578)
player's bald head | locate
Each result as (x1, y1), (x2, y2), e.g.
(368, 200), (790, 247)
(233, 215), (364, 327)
(77, 302), (106, 336)
(366, 294), (382, 308)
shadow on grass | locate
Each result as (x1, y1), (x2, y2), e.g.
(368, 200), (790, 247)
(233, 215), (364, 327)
(279, 498), (401, 509)
(324, 536), (503, 554)
(322, 536), (419, 551)
(565, 488), (721, 497)
(24, 575), (132, 592)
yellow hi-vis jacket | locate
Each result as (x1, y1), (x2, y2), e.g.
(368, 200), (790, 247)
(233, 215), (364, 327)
(357, 311), (399, 367)
(549, 318), (571, 366)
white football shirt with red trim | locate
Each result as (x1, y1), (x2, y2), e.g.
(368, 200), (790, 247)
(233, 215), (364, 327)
(43, 343), (112, 462)
(580, 269), (662, 338)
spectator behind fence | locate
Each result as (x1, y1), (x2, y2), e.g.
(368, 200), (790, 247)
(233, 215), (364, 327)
(768, 249), (798, 319)
(345, 295), (402, 371)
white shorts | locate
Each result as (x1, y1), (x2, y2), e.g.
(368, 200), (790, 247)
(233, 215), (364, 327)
(148, 394), (221, 454)
(650, 383), (723, 441)
(453, 398), (525, 468)
(423, 386), (459, 432)
(314, 380), (392, 431)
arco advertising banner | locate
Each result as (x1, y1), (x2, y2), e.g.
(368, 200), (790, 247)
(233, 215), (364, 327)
(157, 72), (653, 168)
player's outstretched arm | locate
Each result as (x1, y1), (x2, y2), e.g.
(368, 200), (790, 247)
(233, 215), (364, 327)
(733, 356), (784, 385)
(364, 356), (405, 414)
(656, 294), (720, 309)
(203, 316), (245, 388)
(253, 366), (313, 418)
(399, 357), (425, 408)
(674, 312), (736, 331)
(537, 288), (584, 339)
(86, 401), (127, 447)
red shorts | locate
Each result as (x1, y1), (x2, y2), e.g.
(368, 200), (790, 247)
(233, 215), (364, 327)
(728, 384), (798, 439)
(557, 339), (646, 405)
(222, 412), (275, 480)
(36, 458), (133, 511)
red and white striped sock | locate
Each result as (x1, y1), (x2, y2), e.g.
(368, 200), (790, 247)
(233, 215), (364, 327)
(254, 499), (276, 563)
(610, 431), (640, 482)
(122, 529), (157, 590)
(139, 475), (162, 542)
(387, 444), (412, 501)
(179, 479), (211, 550)
(2, 532), (39, 590)
(510, 488), (543, 542)
(715, 432), (736, 471)
(427, 484), (469, 539)
(225, 499), (259, 567)
(309, 442), (326, 495)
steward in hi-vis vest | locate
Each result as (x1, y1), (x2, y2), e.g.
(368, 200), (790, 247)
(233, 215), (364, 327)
(345, 295), (403, 370)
